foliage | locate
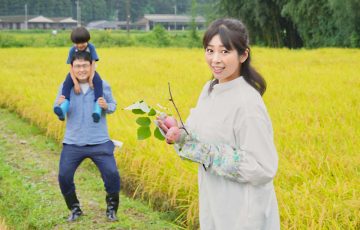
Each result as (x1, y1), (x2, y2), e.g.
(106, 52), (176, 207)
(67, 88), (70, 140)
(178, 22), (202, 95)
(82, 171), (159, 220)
(0, 30), (203, 48)
(187, 0), (202, 48)
(1, 0), (359, 47)
(217, 0), (360, 48)
(152, 24), (171, 47)
(0, 47), (359, 229)
(0, 0), (192, 23)
(124, 100), (165, 140)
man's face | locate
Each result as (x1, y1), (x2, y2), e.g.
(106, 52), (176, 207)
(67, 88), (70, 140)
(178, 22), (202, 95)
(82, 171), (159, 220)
(72, 59), (91, 83)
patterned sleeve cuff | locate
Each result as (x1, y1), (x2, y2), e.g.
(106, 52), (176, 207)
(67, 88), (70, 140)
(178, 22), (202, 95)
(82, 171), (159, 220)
(174, 131), (213, 168)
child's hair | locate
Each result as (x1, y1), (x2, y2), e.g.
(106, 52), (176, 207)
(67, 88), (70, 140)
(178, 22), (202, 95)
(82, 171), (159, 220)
(203, 18), (267, 96)
(70, 50), (92, 65)
(70, 26), (91, 43)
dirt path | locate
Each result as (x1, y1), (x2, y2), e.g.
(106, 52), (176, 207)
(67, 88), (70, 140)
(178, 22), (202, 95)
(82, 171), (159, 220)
(0, 108), (179, 230)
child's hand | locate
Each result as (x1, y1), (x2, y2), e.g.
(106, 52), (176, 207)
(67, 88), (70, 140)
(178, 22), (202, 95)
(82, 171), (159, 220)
(98, 97), (108, 110)
(74, 82), (81, 94)
(57, 95), (66, 105)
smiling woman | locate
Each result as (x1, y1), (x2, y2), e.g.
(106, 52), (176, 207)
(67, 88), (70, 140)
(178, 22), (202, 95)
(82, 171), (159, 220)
(157, 18), (280, 230)
(204, 19), (266, 96)
(204, 34), (244, 83)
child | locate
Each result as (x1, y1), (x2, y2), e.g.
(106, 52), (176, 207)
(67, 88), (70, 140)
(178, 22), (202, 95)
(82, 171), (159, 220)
(54, 26), (103, 122)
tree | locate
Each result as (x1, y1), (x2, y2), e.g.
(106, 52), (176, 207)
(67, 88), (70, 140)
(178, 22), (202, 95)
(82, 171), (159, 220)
(188, 0), (201, 48)
(217, 0), (301, 47)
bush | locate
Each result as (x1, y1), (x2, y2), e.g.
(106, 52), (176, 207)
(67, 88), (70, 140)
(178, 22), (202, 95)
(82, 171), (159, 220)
(152, 24), (170, 47)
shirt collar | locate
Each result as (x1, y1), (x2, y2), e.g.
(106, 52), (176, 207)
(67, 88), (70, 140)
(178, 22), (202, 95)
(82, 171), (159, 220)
(212, 76), (244, 94)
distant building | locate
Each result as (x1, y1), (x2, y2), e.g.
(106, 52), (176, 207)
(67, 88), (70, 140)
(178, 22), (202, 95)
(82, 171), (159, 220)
(135, 14), (206, 31)
(0, 15), (77, 30)
(87, 20), (132, 30)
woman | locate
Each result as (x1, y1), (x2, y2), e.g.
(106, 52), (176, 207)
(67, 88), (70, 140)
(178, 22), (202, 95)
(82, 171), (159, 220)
(158, 18), (280, 229)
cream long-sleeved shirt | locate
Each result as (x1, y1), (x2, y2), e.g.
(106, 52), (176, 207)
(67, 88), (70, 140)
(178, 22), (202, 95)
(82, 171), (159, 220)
(176, 77), (280, 230)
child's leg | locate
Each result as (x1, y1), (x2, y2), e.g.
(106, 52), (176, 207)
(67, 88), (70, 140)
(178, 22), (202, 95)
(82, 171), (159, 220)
(62, 73), (74, 101)
(54, 99), (70, 121)
(92, 72), (103, 123)
(54, 73), (72, 121)
(93, 72), (103, 101)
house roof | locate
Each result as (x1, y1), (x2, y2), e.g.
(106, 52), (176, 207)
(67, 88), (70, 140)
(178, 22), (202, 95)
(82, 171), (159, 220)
(52, 17), (77, 23)
(143, 14), (206, 23)
(0, 15), (31, 23)
(28, 16), (53, 23)
(0, 15), (77, 24)
(87, 20), (128, 29)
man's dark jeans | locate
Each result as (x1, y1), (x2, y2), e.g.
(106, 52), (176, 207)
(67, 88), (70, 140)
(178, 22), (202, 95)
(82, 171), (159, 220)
(58, 140), (120, 196)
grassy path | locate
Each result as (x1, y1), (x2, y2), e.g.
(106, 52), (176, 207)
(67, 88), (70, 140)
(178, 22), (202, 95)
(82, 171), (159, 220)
(0, 108), (179, 230)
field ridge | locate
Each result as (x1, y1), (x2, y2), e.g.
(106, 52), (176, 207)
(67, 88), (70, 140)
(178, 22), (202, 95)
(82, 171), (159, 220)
(0, 108), (179, 230)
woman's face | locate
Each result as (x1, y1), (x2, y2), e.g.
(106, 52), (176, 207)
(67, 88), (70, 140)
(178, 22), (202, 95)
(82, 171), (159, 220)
(205, 34), (242, 83)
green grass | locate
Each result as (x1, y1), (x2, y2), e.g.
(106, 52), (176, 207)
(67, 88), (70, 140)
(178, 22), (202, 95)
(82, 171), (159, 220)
(0, 108), (180, 229)
(0, 29), (203, 48)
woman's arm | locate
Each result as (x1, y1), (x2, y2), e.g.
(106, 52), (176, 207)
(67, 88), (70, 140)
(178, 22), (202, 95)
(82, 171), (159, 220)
(174, 115), (278, 185)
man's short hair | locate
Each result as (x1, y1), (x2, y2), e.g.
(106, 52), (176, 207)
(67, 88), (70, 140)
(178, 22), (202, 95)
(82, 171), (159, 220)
(70, 51), (92, 65)
(70, 27), (90, 43)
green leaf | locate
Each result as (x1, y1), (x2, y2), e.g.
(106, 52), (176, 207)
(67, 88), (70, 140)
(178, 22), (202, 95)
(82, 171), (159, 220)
(137, 126), (151, 140)
(148, 108), (156, 116)
(154, 127), (165, 140)
(125, 100), (150, 113)
(132, 109), (146, 114)
(136, 117), (151, 126)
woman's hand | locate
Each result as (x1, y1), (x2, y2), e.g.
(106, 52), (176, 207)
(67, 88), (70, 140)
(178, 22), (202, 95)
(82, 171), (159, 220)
(156, 115), (180, 144)
(165, 126), (181, 144)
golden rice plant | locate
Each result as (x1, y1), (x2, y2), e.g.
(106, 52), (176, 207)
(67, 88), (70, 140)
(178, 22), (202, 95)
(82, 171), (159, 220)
(0, 47), (359, 229)
(0, 218), (9, 230)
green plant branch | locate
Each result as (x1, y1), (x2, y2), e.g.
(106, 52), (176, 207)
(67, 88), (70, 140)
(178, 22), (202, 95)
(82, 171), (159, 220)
(168, 82), (189, 135)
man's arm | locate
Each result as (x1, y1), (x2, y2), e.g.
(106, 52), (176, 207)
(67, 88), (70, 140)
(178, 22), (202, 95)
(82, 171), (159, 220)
(101, 81), (116, 114)
(54, 84), (64, 106)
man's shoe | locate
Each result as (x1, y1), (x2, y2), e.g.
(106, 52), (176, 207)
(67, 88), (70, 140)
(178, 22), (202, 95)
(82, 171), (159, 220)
(106, 193), (119, 221)
(67, 204), (83, 222)
(106, 209), (117, 221)
(64, 191), (83, 222)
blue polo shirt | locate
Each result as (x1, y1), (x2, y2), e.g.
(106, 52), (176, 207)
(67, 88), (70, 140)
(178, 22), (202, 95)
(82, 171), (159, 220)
(54, 80), (116, 146)
(66, 42), (99, 64)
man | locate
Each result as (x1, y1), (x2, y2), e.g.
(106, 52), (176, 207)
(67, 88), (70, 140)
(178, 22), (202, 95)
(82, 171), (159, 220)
(54, 50), (120, 222)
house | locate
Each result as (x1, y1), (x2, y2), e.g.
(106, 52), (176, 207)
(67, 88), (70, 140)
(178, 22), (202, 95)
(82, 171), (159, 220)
(0, 15), (77, 30)
(135, 14), (206, 31)
(87, 20), (132, 30)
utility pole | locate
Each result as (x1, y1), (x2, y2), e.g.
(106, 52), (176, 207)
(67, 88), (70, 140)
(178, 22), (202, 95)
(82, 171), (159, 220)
(173, 4), (177, 31)
(24, 4), (28, 30)
(76, 0), (81, 26)
(126, 0), (130, 36)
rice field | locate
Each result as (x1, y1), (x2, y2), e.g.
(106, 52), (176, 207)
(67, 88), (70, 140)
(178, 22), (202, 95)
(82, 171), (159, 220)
(0, 47), (359, 229)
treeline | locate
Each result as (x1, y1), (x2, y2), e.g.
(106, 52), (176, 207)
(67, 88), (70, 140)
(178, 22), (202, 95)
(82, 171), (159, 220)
(217, 0), (360, 48)
(1, 0), (359, 48)
(0, 27), (203, 48)
(0, 0), (206, 22)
